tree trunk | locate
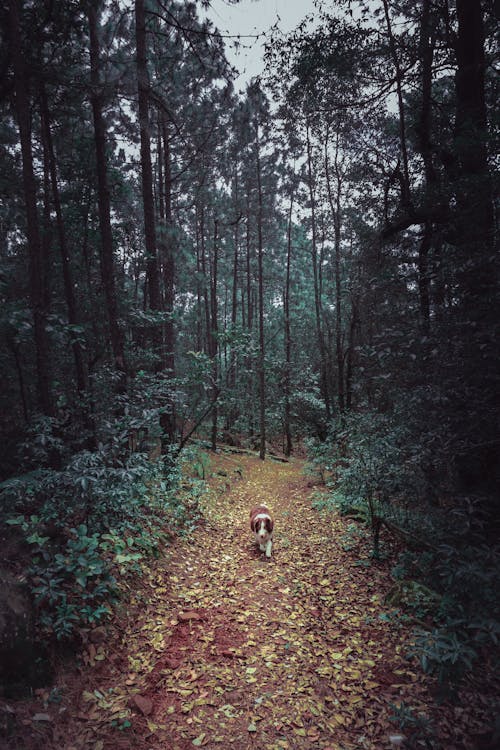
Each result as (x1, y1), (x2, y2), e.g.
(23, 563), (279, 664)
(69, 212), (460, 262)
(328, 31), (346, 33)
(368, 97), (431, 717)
(382, 0), (411, 207)
(418, 222), (432, 336)
(210, 219), (219, 451)
(195, 210), (204, 351)
(345, 297), (359, 411)
(245, 193), (256, 438)
(454, 0), (495, 304)
(245, 195), (253, 332)
(224, 169), (242, 430)
(7, 335), (29, 422)
(135, 0), (162, 356)
(324, 125), (345, 412)
(9, 0), (52, 415)
(88, 1), (126, 384)
(158, 113), (176, 443)
(161, 117), (175, 378)
(306, 122), (331, 420)
(416, 0), (437, 335)
(453, 0), (498, 493)
(199, 206), (211, 355)
(39, 82), (87, 393)
(256, 133), (266, 460)
(283, 187), (293, 457)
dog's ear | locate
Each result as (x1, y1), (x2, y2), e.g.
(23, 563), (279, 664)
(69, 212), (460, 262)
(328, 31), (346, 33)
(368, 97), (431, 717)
(265, 518), (273, 533)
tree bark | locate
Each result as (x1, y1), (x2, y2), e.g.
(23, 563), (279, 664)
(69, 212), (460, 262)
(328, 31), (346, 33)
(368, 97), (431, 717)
(454, 0), (495, 303)
(9, 0), (53, 415)
(199, 206), (211, 355)
(324, 124), (345, 412)
(210, 219), (219, 451)
(306, 121), (331, 420)
(382, 0), (411, 207)
(416, 0), (437, 335)
(161, 116), (175, 379)
(39, 82), (87, 393)
(283, 187), (293, 456)
(157, 112), (176, 443)
(255, 131), (266, 460)
(88, 1), (126, 384)
(245, 191), (256, 438)
(225, 169), (240, 430)
(453, 0), (498, 492)
(135, 0), (162, 354)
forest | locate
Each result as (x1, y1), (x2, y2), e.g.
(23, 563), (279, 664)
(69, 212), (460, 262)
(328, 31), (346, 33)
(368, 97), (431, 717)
(0, 0), (499, 748)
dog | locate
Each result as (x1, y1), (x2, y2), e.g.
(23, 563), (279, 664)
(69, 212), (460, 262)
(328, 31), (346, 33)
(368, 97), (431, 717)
(249, 504), (274, 558)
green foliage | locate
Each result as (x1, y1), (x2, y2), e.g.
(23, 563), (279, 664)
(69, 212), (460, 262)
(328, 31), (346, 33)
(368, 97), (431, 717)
(307, 407), (459, 550)
(389, 702), (436, 748)
(0, 442), (198, 639)
(189, 449), (211, 480)
(290, 384), (329, 440)
(385, 580), (441, 621)
(411, 628), (478, 694)
(6, 517), (116, 639)
(397, 542), (500, 693)
(308, 410), (500, 694)
(304, 437), (335, 484)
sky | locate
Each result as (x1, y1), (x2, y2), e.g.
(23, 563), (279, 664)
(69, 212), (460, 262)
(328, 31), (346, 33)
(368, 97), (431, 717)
(204, 0), (318, 91)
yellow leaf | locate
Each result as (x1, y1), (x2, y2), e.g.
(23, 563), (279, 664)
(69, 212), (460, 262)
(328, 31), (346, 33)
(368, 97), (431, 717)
(315, 666), (332, 677)
(347, 669), (361, 679)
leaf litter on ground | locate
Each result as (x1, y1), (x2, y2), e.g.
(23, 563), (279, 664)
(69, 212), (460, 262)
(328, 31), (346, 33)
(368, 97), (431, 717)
(3, 452), (498, 750)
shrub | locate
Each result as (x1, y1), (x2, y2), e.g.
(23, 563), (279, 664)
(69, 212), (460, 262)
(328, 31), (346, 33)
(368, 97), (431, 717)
(1, 443), (197, 640)
(307, 407), (500, 694)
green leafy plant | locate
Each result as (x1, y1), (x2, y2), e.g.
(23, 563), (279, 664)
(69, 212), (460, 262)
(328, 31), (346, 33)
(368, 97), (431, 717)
(411, 628), (478, 696)
(389, 702), (436, 748)
(1, 438), (201, 639)
(192, 451), (211, 480)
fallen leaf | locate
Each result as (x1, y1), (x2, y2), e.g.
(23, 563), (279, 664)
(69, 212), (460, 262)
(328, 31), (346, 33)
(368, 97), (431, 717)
(132, 695), (153, 716)
(179, 610), (201, 621)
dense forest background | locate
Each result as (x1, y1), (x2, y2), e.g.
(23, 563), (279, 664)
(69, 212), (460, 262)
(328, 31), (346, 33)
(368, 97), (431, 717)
(0, 0), (498, 703)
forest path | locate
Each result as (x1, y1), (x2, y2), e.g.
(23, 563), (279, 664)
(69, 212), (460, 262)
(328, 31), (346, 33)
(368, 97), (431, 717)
(61, 452), (424, 750)
(25, 452), (477, 750)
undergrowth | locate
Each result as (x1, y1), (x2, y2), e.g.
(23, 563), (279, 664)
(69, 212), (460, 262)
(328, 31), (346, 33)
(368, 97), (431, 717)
(306, 412), (500, 699)
(0, 444), (207, 641)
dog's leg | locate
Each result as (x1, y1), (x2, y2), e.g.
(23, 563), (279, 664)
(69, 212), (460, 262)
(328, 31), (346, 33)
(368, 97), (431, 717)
(265, 539), (272, 558)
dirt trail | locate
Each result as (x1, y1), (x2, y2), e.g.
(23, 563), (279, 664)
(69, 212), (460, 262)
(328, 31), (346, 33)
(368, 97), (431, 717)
(7, 453), (492, 750)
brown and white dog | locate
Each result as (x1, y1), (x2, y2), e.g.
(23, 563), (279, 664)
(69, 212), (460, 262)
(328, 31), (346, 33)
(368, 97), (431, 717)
(250, 504), (274, 558)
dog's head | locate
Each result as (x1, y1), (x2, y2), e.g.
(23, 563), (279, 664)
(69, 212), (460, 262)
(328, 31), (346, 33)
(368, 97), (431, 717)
(252, 514), (273, 543)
